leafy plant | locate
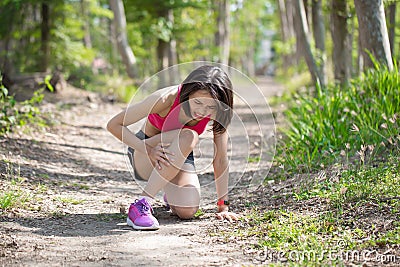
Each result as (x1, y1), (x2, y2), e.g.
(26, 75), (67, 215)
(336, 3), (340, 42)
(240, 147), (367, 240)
(0, 73), (49, 135)
(277, 64), (400, 173)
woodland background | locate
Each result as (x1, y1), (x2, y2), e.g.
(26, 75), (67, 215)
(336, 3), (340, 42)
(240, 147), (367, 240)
(1, 1), (400, 266)
(1, 0), (398, 102)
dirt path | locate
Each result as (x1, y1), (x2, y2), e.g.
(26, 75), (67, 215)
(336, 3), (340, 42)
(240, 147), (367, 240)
(0, 76), (284, 266)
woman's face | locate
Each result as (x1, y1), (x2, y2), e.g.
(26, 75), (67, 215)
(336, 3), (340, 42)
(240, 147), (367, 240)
(187, 90), (217, 121)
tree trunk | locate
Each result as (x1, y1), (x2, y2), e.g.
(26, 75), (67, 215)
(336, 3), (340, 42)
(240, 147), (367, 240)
(311, 0), (326, 85)
(156, 8), (177, 86)
(293, 0), (322, 86)
(1, 38), (13, 77)
(109, 14), (118, 75)
(214, 0), (230, 65)
(278, 0), (289, 42)
(157, 39), (169, 85)
(81, 0), (92, 49)
(330, 0), (351, 85)
(354, 0), (393, 71)
(357, 31), (363, 73)
(0, 4), (15, 76)
(157, 40), (169, 72)
(167, 10), (177, 68)
(246, 47), (255, 77)
(40, 3), (50, 72)
(303, 0), (311, 29)
(278, 0), (294, 69)
(286, 0), (298, 66)
(387, 3), (396, 58)
(109, 0), (138, 78)
(289, 0), (303, 67)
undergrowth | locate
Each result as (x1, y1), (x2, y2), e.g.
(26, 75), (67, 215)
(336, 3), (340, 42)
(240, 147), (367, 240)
(215, 65), (400, 266)
(0, 74), (52, 135)
(277, 64), (399, 174)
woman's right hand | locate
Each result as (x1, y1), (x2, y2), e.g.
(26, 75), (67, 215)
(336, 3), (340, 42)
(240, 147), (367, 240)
(146, 143), (175, 170)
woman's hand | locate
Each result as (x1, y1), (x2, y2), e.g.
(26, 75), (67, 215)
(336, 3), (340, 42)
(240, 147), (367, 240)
(215, 206), (240, 223)
(146, 142), (175, 170)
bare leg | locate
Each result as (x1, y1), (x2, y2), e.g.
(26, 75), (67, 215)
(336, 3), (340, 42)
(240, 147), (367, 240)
(164, 163), (201, 219)
(140, 128), (199, 198)
(133, 129), (189, 180)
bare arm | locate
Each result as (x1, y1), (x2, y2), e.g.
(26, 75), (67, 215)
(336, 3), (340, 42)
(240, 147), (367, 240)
(213, 131), (239, 222)
(213, 131), (229, 210)
(106, 87), (175, 153)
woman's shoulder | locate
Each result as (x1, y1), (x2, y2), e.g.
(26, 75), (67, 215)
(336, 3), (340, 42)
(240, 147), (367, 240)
(144, 85), (179, 114)
(156, 85), (179, 101)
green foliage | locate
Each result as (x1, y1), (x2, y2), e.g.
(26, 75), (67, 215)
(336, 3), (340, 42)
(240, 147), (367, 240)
(78, 73), (138, 103)
(230, 0), (276, 75)
(0, 75), (47, 135)
(124, 0), (214, 74)
(0, 189), (28, 210)
(1, 0), (274, 93)
(277, 65), (400, 173)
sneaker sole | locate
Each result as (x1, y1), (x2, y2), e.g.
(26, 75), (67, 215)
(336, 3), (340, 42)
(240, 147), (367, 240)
(126, 217), (159, 230)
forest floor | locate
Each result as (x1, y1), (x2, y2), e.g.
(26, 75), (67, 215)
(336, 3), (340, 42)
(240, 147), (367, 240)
(0, 76), (285, 266)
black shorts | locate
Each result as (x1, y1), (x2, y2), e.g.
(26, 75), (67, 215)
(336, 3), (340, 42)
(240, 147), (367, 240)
(127, 130), (195, 181)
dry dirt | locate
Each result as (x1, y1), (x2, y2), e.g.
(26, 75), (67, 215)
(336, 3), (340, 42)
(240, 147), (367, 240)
(0, 77), (284, 266)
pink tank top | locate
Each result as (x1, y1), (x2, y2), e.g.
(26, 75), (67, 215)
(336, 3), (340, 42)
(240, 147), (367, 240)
(147, 85), (211, 135)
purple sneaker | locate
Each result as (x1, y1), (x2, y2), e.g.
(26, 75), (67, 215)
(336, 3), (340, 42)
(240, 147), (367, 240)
(127, 198), (159, 230)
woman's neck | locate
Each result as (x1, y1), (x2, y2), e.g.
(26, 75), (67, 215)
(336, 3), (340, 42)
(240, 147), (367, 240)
(178, 106), (197, 126)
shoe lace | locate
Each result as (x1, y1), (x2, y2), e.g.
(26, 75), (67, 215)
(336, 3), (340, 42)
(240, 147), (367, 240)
(135, 200), (152, 215)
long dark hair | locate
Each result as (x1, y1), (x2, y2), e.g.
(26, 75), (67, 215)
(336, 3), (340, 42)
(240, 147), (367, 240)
(180, 65), (233, 134)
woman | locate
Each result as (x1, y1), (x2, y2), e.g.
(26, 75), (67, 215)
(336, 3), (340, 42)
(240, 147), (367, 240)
(107, 65), (238, 230)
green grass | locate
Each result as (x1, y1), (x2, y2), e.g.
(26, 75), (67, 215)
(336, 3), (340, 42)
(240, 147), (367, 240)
(215, 209), (357, 266)
(276, 65), (399, 173)
(247, 156), (261, 163)
(216, 203), (399, 266)
(55, 197), (85, 205)
(275, 71), (312, 93)
(213, 66), (400, 266)
(0, 189), (30, 210)
(294, 156), (400, 208)
(0, 161), (31, 211)
(194, 208), (204, 219)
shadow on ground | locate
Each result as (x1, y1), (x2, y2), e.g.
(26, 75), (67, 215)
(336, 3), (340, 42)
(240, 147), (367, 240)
(0, 206), (191, 238)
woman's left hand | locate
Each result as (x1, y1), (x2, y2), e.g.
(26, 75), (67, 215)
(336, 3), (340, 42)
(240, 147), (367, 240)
(215, 210), (240, 223)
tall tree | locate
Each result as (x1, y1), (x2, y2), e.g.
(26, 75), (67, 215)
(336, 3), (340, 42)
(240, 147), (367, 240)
(80, 0), (92, 49)
(277, 0), (296, 69)
(214, 0), (230, 65)
(0, 2), (17, 75)
(330, 0), (351, 85)
(155, 8), (176, 70)
(354, 0), (393, 71)
(293, 0), (323, 86)
(311, 0), (326, 85)
(387, 2), (396, 58)
(40, 3), (50, 72)
(109, 0), (138, 78)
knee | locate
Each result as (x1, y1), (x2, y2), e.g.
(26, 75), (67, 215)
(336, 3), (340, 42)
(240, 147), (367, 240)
(174, 206), (199, 220)
(179, 129), (199, 149)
